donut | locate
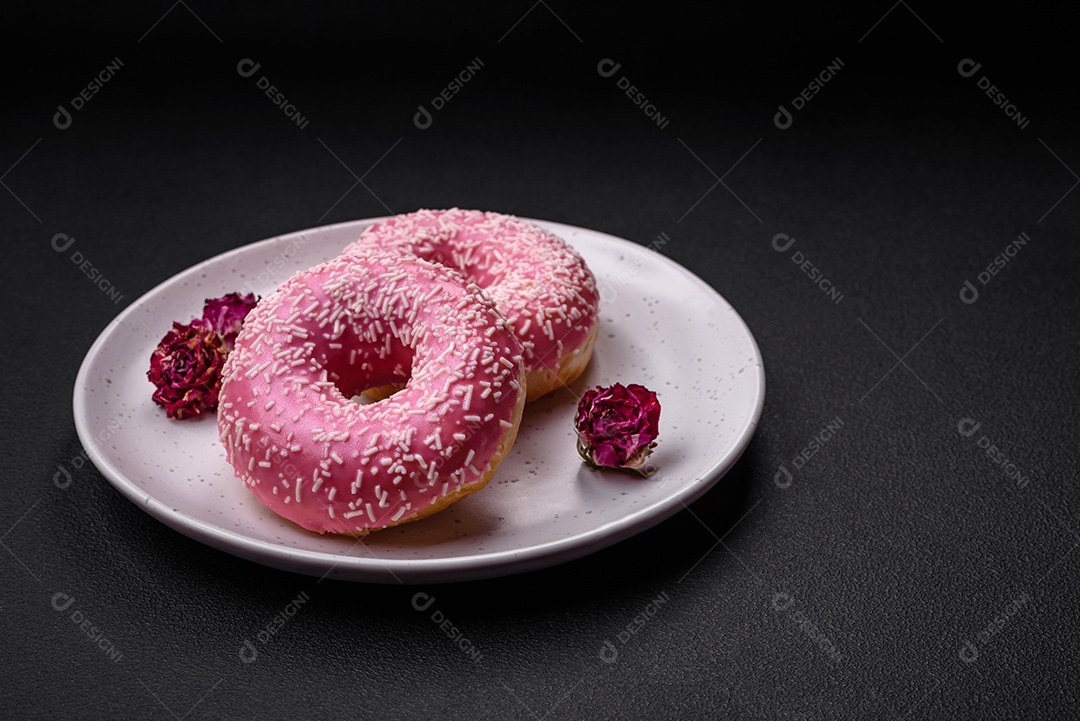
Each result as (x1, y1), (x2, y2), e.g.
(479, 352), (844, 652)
(341, 209), (599, 402)
(216, 253), (526, 536)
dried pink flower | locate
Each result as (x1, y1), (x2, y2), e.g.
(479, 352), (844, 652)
(202, 292), (258, 350)
(575, 383), (660, 472)
(147, 321), (228, 419)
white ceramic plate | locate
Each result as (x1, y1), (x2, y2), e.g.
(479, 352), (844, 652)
(73, 217), (765, 583)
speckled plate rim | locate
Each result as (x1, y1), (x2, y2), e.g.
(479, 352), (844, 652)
(74, 216), (765, 584)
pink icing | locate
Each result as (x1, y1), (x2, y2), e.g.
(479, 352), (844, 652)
(342, 209), (599, 373)
(217, 253), (524, 535)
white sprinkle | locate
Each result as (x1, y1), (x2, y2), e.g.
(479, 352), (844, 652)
(246, 360), (271, 378)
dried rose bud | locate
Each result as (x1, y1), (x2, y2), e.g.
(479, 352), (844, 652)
(202, 292), (258, 350)
(574, 383), (660, 472)
(147, 321), (228, 419)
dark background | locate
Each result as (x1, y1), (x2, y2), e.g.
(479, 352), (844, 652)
(3, 2), (1079, 718)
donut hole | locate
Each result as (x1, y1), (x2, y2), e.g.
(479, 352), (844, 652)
(350, 383), (406, 405)
(316, 321), (412, 405)
(400, 235), (506, 289)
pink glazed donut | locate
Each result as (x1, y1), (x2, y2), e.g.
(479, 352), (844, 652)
(217, 253), (525, 536)
(342, 209), (599, 402)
